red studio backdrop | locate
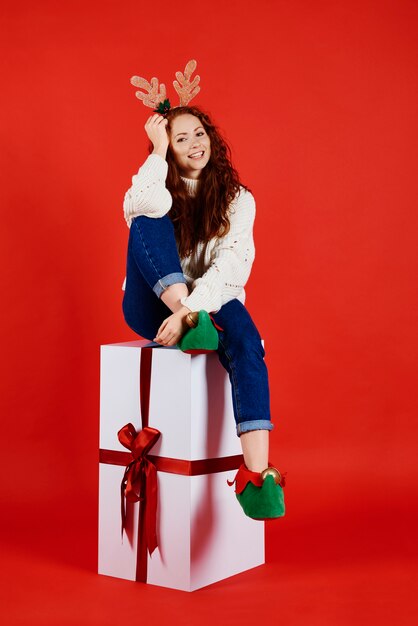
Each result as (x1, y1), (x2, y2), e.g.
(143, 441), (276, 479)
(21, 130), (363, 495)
(1, 1), (417, 624)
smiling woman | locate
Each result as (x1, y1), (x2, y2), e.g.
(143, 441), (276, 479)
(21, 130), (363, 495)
(162, 105), (245, 260)
(120, 102), (286, 521)
(169, 114), (211, 178)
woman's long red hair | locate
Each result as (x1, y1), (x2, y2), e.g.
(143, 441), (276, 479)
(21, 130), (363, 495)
(148, 106), (250, 258)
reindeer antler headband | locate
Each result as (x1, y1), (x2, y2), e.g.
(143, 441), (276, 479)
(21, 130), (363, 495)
(130, 59), (201, 116)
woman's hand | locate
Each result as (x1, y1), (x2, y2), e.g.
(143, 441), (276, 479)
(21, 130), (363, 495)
(145, 114), (169, 157)
(153, 309), (189, 346)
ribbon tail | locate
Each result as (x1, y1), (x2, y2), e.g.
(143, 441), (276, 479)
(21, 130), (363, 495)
(145, 463), (159, 555)
(120, 461), (140, 538)
(120, 477), (127, 539)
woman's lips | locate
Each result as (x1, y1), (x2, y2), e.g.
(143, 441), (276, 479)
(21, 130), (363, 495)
(188, 151), (205, 160)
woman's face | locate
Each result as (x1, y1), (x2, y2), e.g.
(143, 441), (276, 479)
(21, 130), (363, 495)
(169, 114), (211, 179)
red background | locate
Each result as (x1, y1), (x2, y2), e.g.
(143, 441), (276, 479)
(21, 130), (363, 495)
(1, 0), (417, 624)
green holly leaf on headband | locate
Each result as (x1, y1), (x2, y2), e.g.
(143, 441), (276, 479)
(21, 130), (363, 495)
(153, 99), (171, 115)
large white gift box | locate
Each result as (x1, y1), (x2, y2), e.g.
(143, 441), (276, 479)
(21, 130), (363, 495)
(98, 339), (265, 592)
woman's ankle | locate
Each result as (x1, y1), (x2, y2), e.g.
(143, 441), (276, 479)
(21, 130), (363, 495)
(239, 429), (269, 473)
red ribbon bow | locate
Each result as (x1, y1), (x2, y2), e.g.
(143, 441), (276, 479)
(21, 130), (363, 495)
(118, 422), (161, 556)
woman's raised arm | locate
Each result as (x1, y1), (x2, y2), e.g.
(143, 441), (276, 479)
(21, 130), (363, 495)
(123, 114), (172, 226)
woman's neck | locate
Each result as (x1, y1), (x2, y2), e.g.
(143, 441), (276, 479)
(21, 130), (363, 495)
(180, 176), (200, 198)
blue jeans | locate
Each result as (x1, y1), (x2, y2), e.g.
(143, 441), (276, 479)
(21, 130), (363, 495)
(122, 215), (274, 437)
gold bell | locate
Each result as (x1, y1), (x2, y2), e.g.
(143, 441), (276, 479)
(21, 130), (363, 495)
(260, 467), (282, 484)
(185, 311), (199, 328)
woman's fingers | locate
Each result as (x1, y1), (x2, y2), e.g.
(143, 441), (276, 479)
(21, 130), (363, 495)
(157, 319), (167, 335)
(154, 319), (167, 339)
(155, 333), (175, 346)
(144, 114), (169, 148)
(163, 331), (180, 346)
(156, 327), (179, 346)
(158, 330), (171, 343)
(154, 312), (187, 346)
(155, 320), (177, 345)
(146, 113), (164, 125)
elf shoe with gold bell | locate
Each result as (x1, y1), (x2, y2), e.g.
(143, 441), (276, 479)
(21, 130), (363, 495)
(227, 463), (286, 520)
(177, 310), (220, 354)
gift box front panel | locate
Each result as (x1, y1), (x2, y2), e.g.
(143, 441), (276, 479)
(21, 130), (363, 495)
(98, 463), (264, 591)
(100, 343), (241, 460)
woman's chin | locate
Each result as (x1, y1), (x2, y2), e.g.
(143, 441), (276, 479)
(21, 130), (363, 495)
(182, 164), (208, 178)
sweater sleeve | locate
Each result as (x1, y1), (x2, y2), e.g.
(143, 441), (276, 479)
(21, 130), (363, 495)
(180, 189), (256, 313)
(123, 153), (173, 227)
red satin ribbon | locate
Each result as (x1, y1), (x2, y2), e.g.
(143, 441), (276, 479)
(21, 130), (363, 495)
(118, 347), (157, 583)
(117, 423), (161, 556)
(100, 448), (244, 476)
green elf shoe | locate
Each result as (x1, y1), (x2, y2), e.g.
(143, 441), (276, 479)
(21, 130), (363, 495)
(177, 310), (219, 354)
(227, 463), (286, 520)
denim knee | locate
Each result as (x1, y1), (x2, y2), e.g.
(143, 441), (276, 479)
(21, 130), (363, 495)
(130, 215), (187, 298)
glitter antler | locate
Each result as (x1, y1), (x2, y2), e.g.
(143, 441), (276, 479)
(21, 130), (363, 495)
(173, 59), (201, 106)
(130, 75), (167, 109)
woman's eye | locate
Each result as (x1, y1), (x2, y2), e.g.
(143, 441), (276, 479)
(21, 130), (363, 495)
(177, 132), (204, 143)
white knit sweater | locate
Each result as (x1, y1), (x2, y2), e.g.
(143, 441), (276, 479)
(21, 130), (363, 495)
(122, 153), (256, 313)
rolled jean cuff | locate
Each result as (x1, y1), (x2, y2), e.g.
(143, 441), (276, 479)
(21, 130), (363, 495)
(152, 272), (187, 298)
(236, 420), (274, 437)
